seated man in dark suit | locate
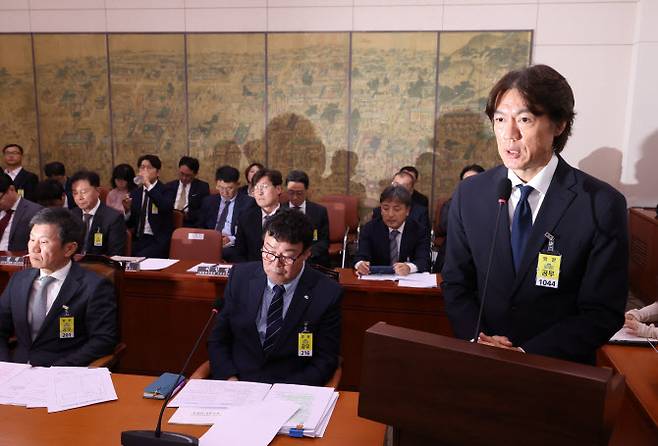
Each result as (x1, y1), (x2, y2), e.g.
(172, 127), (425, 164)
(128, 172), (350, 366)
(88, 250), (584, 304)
(3, 144), (39, 202)
(284, 170), (330, 267)
(0, 173), (43, 252)
(208, 208), (342, 386)
(70, 170), (126, 256)
(166, 156), (209, 227)
(44, 161), (76, 209)
(124, 154), (175, 258)
(372, 170), (430, 237)
(0, 207), (117, 366)
(197, 165), (254, 262)
(233, 169), (283, 262)
(356, 185), (431, 275)
(400, 165), (429, 208)
(34, 179), (66, 208)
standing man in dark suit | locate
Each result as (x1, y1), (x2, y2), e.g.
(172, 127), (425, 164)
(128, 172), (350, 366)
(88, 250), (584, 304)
(44, 161), (76, 210)
(355, 186), (430, 275)
(233, 169), (283, 262)
(124, 154), (175, 258)
(197, 165), (254, 262)
(0, 207), (117, 366)
(442, 65), (628, 365)
(70, 170), (126, 256)
(167, 156), (209, 227)
(284, 170), (330, 267)
(0, 173), (43, 252)
(400, 165), (429, 208)
(372, 170), (430, 237)
(208, 208), (342, 386)
(3, 144), (39, 202)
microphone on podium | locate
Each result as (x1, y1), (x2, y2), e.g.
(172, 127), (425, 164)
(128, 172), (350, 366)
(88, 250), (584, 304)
(121, 308), (219, 446)
(472, 178), (512, 342)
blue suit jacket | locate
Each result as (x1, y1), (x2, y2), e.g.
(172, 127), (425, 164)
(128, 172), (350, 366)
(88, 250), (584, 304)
(197, 193), (255, 235)
(166, 178), (210, 227)
(0, 262), (118, 366)
(441, 157), (628, 364)
(355, 217), (431, 272)
(208, 262), (342, 386)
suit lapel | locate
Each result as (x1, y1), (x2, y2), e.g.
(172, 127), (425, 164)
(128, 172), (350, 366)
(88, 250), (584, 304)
(34, 263), (82, 343)
(489, 167), (515, 283)
(18, 269), (39, 342)
(7, 198), (26, 245)
(246, 269), (267, 352)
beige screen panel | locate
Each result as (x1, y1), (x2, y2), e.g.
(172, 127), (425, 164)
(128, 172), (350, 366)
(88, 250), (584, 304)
(0, 34), (39, 175)
(33, 34), (111, 183)
(187, 33), (266, 185)
(351, 32), (438, 214)
(109, 34), (186, 183)
(268, 33), (350, 199)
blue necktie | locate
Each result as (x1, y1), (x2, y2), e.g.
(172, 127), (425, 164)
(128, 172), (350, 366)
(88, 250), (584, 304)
(263, 285), (285, 353)
(511, 185), (534, 272)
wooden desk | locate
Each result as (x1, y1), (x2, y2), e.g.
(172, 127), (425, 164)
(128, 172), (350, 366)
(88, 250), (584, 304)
(0, 373), (386, 445)
(629, 208), (658, 304)
(599, 344), (658, 445)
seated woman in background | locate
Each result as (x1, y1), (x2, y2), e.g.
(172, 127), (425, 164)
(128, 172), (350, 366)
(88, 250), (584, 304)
(237, 162), (264, 197)
(625, 302), (658, 339)
(106, 163), (136, 214)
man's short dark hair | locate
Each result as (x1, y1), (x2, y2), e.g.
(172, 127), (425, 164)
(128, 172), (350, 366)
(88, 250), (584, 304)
(286, 170), (309, 189)
(70, 170), (101, 188)
(400, 166), (419, 180)
(30, 207), (84, 248)
(244, 162), (265, 182)
(215, 165), (240, 183)
(179, 156), (200, 174)
(485, 64), (575, 153)
(264, 207), (313, 251)
(459, 164), (485, 180)
(35, 179), (65, 207)
(137, 154), (162, 170)
(393, 170), (415, 184)
(252, 169), (283, 187)
(0, 173), (14, 193)
(44, 161), (66, 178)
(380, 185), (412, 208)
(2, 144), (23, 155)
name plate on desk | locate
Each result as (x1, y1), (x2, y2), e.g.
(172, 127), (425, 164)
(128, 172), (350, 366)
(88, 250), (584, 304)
(0, 256), (26, 266)
(196, 265), (230, 277)
(125, 262), (141, 272)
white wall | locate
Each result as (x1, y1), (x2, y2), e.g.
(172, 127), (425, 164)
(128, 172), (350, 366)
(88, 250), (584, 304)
(0, 0), (656, 205)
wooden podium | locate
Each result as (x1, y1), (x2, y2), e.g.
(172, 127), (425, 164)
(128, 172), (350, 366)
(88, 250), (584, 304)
(358, 322), (625, 446)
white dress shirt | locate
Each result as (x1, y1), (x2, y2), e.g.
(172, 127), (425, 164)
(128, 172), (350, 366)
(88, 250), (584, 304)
(27, 260), (73, 325)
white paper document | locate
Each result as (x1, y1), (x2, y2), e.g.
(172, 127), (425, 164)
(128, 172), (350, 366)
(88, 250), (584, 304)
(138, 258), (180, 271)
(199, 400), (299, 446)
(358, 274), (397, 281)
(47, 367), (117, 413)
(398, 272), (438, 288)
(109, 255), (146, 263)
(169, 406), (226, 425)
(0, 366), (49, 407)
(168, 379), (272, 408)
(609, 327), (658, 344)
(0, 361), (31, 387)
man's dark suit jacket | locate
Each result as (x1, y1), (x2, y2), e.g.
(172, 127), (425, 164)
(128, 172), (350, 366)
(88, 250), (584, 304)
(0, 262), (118, 366)
(372, 203), (431, 237)
(12, 168), (39, 202)
(166, 178), (210, 227)
(441, 157), (628, 365)
(126, 181), (175, 258)
(72, 202), (126, 256)
(412, 189), (429, 208)
(233, 206), (275, 262)
(197, 193), (254, 234)
(283, 202), (330, 267)
(7, 198), (43, 252)
(355, 217), (431, 272)
(64, 177), (77, 210)
(208, 262), (342, 386)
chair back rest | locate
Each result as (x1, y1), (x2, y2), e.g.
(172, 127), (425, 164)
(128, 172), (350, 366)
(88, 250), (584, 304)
(169, 228), (223, 263)
(433, 197), (448, 237)
(320, 194), (358, 231)
(318, 201), (347, 243)
(98, 186), (109, 204)
(124, 229), (132, 256)
(172, 210), (185, 229)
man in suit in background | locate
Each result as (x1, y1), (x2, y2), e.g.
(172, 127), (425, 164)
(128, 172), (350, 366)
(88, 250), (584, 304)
(44, 161), (76, 210)
(124, 154), (175, 258)
(167, 156), (209, 227)
(372, 170), (430, 237)
(208, 208), (342, 386)
(355, 185), (430, 275)
(233, 169), (283, 262)
(197, 165), (254, 262)
(400, 165), (429, 208)
(284, 170), (330, 267)
(3, 144), (39, 202)
(0, 207), (117, 366)
(0, 173), (43, 252)
(71, 170), (126, 256)
(442, 64), (628, 365)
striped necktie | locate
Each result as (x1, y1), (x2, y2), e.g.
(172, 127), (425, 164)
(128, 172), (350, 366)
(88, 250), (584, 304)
(263, 285), (285, 353)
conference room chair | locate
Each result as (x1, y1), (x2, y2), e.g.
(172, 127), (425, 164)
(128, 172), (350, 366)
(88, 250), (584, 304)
(318, 201), (349, 268)
(169, 228), (222, 263)
(98, 186), (109, 204)
(172, 209), (185, 230)
(124, 229), (132, 256)
(432, 197), (448, 252)
(319, 194), (359, 233)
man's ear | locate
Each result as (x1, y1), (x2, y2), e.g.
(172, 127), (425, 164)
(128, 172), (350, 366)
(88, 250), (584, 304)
(63, 241), (79, 258)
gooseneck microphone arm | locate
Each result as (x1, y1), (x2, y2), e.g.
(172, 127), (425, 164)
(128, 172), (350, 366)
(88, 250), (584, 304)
(472, 178), (512, 342)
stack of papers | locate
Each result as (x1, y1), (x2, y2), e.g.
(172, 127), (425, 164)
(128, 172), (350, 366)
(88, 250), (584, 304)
(168, 380), (338, 438)
(0, 362), (117, 412)
(609, 327), (658, 344)
(359, 271), (438, 288)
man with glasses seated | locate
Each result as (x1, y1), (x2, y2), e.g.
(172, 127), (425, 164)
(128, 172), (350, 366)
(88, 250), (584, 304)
(197, 165), (255, 262)
(207, 208), (342, 385)
(233, 169), (283, 262)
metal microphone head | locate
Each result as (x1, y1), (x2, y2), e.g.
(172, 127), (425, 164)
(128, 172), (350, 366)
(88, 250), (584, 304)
(497, 178), (512, 204)
(133, 175), (144, 186)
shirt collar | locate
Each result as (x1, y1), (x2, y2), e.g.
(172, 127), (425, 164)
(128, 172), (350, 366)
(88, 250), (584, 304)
(262, 204), (280, 219)
(85, 198), (101, 216)
(5, 166), (22, 176)
(267, 262), (306, 293)
(40, 260), (72, 281)
(507, 153), (558, 196)
(388, 220), (406, 234)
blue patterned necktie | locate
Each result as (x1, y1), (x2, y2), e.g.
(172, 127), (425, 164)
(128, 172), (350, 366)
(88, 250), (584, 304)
(263, 284), (285, 353)
(511, 185), (534, 272)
